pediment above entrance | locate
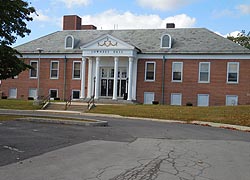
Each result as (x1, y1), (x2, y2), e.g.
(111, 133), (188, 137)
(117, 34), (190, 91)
(80, 34), (135, 50)
(81, 34), (138, 57)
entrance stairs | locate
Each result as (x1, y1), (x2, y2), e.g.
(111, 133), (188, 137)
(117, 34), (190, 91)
(44, 102), (88, 112)
(43, 99), (137, 112)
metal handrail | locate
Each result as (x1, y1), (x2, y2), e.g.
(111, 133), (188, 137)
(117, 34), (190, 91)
(41, 94), (50, 109)
(65, 95), (72, 110)
(87, 95), (95, 110)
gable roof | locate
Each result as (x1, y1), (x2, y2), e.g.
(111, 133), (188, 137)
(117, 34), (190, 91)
(15, 28), (250, 54)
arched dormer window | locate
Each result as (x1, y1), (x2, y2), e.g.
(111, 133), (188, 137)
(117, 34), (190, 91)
(65, 35), (74, 49)
(161, 34), (172, 48)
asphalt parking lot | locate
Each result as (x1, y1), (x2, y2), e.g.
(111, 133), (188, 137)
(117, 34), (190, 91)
(0, 112), (250, 179)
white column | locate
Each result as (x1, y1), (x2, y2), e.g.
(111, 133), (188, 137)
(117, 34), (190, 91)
(87, 58), (93, 98)
(94, 57), (100, 99)
(127, 57), (133, 101)
(132, 58), (138, 100)
(80, 56), (86, 99)
(112, 57), (119, 100)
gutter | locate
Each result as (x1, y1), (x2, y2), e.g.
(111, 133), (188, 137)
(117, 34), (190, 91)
(161, 56), (166, 105)
(63, 55), (67, 101)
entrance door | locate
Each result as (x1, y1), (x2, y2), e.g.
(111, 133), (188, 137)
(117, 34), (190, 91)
(101, 79), (107, 96)
(100, 67), (127, 97)
(117, 79), (127, 97)
(108, 79), (113, 96)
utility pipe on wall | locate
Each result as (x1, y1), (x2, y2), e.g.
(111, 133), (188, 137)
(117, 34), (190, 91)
(161, 56), (166, 104)
(63, 55), (67, 101)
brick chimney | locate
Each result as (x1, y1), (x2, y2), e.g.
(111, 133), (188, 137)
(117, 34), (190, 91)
(81, 25), (97, 30)
(63, 15), (97, 30)
(63, 15), (82, 30)
(166, 23), (175, 28)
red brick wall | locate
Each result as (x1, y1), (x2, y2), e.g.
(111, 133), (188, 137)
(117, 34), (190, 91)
(0, 57), (89, 100)
(136, 59), (250, 106)
(63, 15), (82, 30)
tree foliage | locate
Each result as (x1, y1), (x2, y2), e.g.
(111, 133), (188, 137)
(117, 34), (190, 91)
(0, 0), (36, 80)
(227, 31), (250, 50)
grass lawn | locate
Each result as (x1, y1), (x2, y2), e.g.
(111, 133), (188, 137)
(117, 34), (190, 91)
(0, 115), (24, 121)
(90, 104), (250, 127)
(0, 100), (250, 127)
(0, 99), (41, 110)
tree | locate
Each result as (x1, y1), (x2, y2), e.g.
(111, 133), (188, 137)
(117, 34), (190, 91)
(227, 30), (250, 50)
(0, 0), (36, 80)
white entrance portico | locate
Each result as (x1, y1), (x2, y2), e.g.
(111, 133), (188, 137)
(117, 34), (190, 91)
(80, 34), (138, 101)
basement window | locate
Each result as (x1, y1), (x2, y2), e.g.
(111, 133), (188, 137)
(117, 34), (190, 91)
(65, 35), (74, 49)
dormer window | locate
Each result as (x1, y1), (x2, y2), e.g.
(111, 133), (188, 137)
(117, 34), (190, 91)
(161, 34), (171, 48)
(65, 35), (74, 49)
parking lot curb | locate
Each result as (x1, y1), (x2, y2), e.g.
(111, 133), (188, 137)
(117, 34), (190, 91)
(15, 117), (108, 127)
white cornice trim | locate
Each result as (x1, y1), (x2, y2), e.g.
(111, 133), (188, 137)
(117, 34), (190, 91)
(19, 54), (82, 59)
(19, 53), (250, 60)
(138, 54), (250, 60)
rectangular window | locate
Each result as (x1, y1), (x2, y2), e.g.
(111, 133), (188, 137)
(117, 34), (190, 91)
(29, 88), (37, 99)
(171, 93), (182, 106)
(145, 62), (155, 81)
(73, 61), (81, 79)
(227, 62), (239, 83)
(50, 61), (59, 79)
(9, 88), (17, 99)
(226, 95), (238, 106)
(197, 94), (209, 106)
(172, 62), (183, 82)
(144, 92), (155, 104)
(49, 89), (58, 98)
(30, 61), (38, 78)
(72, 90), (80, 100)
(199, 62), (210, 83)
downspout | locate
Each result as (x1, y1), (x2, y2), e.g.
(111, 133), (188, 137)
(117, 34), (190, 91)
(63, 55), (67, 101)
(161, 56), (166, 104)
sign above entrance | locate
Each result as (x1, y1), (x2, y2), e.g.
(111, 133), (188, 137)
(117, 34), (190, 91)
(83, 49), (136, 57)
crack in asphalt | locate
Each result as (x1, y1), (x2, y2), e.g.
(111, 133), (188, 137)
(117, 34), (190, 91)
(110, 156), (166, 180)
(89, 140), (215, 180)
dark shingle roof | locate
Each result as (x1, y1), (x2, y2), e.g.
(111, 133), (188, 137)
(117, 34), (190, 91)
(15, 28), (250, 54)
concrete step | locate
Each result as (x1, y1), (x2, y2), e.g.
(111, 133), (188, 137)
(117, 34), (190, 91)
(45, 103), (88, 112)
(67, 105), (88, 112)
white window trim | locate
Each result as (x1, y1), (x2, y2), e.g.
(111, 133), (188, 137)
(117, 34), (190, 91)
(161, 34), (172, 48)
(227, 62), (239, 84)
(29, 60), (38, 79)
(144, 92), (155, 104)
(28, 88), (38, 99)
(49, 89), (58, 99)
(72, 61), (81, 80)
(198, 62), (210, 83)
(65, 35), (74, 49)
(50, 61), (59, 79)
(172, 62), (183, 82)
(9, 88), (17, 99)
(171, 93), (182, 106)
(144, 61), (156, 82)
(197, 94), (209, 107)
(226, 95), (238, 106)
(72, 89), (81, 100)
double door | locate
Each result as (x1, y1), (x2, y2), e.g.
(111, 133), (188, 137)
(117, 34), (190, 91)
(100, 68), (127, 97)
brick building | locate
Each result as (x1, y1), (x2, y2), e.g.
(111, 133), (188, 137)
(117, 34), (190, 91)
(1, 15), (250, 106)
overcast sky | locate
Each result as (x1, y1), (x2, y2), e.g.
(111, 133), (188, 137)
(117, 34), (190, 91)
(14, 0), (250, 46)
